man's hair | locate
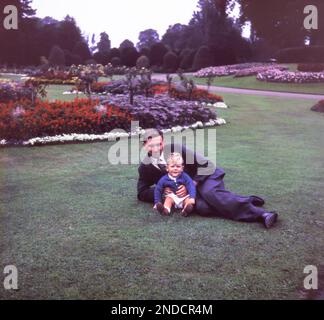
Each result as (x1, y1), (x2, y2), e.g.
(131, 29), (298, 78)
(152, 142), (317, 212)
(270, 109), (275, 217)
(167, 152), (184, 165)
(142, 128), (164, 145)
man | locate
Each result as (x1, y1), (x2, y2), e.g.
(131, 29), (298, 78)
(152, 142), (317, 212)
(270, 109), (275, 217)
(137, 129), (279, 228)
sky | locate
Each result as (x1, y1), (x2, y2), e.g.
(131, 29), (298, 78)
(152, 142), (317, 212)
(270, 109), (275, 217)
(31, 0), (201, 47)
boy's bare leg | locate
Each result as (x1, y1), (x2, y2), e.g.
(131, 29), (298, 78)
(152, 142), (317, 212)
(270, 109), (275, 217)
(182, 198), (195, 216)
(164, 196), (175, 214)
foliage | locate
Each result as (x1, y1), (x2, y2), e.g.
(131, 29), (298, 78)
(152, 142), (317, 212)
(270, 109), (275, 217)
(277, 46), (324, 63)
(48, 45), (66, 67)
(192, 46), (213, 71)
(0, 98), (133, 141)
(239, 0), (324, 47)
(297, 63), (324, 72)
(311, 100), (324, 113)
(0, 79), (32, 102)
(137, 29), (160, 51)
(97, 32), (111, 54)
(257, 69), (324, 83)
(163, 51), (179, 72)
(136, 55), (150, 69)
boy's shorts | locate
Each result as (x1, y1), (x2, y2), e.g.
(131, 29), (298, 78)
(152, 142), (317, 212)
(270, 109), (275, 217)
(166, 193), (189, 209)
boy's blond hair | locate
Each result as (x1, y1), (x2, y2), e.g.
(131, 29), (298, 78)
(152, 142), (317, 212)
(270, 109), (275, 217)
(167, 152), (184, 165)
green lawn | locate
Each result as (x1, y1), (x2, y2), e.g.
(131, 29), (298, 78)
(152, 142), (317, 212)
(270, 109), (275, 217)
(1, 92), (324, 299)
(182, 64), (324, 95)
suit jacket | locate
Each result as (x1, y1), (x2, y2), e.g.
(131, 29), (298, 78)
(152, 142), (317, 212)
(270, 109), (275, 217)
(137, 143), (215, 203)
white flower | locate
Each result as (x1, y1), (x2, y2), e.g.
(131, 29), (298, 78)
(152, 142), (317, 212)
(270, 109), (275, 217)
(214, 102), (228, 109)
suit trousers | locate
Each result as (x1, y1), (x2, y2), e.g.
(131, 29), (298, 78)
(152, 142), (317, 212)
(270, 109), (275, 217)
(195, 168), (266, 222)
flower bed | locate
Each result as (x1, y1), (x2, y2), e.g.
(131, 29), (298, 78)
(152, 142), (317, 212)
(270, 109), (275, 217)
(195, 63), (287, 78)
(234, 66), (288, 77)
(151, 84), (223, 103)
(0, 79), (32, 102)
(0, 99), (133, 142)
(0, 92), (223, 145)
(100, 94), (218, 129)
(311, 100), (324, 113)
(75, 81), (111, 94)
(28, 77), (79, 85)
(257, 70), (324, 83)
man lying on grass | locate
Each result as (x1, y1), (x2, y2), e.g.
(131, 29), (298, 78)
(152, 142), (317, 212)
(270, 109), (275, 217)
(137, 128), (279, 228)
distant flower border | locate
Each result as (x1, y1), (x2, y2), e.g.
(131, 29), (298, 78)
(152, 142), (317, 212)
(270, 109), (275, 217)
(0, 118), (226, 147)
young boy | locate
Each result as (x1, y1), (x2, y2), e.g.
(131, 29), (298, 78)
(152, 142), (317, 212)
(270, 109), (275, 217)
(154, 152), (196, 216)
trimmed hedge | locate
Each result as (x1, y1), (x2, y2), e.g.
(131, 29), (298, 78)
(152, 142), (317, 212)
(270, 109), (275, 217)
(297, 63), (324, 72)
(277, 46), (324, 63)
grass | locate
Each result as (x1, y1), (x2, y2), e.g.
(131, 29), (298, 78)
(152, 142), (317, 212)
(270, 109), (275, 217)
(180, 64), (324, 95)
(190, 75), (324, 95)
(1, 90), (324, 299)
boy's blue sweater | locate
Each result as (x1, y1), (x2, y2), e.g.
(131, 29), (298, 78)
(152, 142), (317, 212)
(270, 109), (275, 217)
(154, 172), (196, 204)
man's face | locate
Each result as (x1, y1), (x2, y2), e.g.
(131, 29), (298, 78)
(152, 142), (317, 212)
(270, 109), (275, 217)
(144, 135), (164, 158)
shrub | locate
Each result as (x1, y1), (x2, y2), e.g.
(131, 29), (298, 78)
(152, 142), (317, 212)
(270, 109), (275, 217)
(311, 100), (324, 113)
(111, 56), (122, 67)
(192, 46), (213, 71)
(0, 80), (32, 102)
(297, 63), (324, 72)
(136, 55), (150, 69)
(48, 45), (66, 67)
(277, 46), (324, 63)
(179, 49), (195, 70)
(163, 51), (179, 72)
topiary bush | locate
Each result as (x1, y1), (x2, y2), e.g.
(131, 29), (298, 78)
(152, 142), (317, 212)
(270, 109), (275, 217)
(297, 63), (324, 72)
(136, 55), (150, 69)
(162, 51), (179, 72)
(192, 46), (213, 71)
(277, 46), (324, 63)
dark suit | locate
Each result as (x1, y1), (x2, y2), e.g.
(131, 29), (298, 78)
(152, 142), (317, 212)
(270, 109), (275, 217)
(137, 143), (266, 222)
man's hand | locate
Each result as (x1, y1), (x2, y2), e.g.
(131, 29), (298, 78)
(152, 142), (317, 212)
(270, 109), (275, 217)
(176, 185), (188, 198)
(164, 187), (173, 196)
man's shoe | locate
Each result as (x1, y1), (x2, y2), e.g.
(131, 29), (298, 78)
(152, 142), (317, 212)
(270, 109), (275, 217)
(181, 204), (194, 217)
(250, 195), (265, 207)
(262, 212), (278, 229)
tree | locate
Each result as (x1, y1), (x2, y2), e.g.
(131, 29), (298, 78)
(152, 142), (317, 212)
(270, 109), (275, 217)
(97, 32), (111, 54)
(163, 51), (179, 72)
(136, 55), (150, 69)
(238, 0), (324, 47)
(119, 39), (135, 50)
(137, 29), (159, 50)
(192, 46), (213, 70)
(72, 41), (91, 64)
(120, 46), (139, 67)
(161, 24), (187, 52)
(48, 45), (65, 67)
(149, 43), (168, 66)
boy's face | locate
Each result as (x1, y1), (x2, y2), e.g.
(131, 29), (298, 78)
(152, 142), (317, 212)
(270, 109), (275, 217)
(167, 161), (184, 178)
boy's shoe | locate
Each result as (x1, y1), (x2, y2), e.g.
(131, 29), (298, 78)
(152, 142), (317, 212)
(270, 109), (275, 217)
(155, 203), (171, 216)
(181, 204), (194, 217)
(262, 212), (278, 229)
